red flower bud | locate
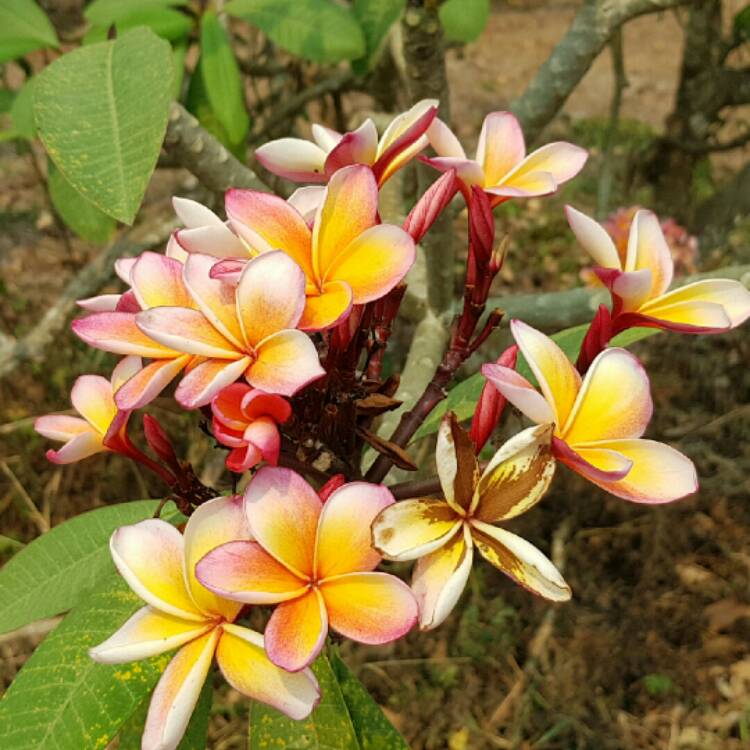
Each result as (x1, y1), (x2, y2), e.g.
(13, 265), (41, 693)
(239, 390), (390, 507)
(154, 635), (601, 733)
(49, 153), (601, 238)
(318, 473), (346, 502)
(403, 169), (458, 243)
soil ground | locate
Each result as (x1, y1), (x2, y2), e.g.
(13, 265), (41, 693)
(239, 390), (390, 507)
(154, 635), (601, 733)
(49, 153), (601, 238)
(1, 2), (749, 749)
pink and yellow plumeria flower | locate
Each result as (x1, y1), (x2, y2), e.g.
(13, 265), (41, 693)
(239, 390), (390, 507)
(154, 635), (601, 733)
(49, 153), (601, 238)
(196, 468), (418, 672)
(372, 414), (568, 631)
(255, 100), (438, 187)
(482, 320), (698, 503)
(211, 384), (291, 472)
(425, 111), (588, 203)
(73, 251), (201, 411)
(35, 356), (141, 464)
(135, 250), (324, 407)
(90, 496), (319, 750)
(566, 205), (750, 333)
(212, 165), (415, 331)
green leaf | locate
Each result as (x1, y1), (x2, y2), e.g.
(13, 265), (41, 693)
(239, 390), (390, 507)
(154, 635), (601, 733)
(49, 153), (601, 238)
(85, 0), (188, 26)
(227, 0), (366, 63)
(250, 654), (405, 749)
(329, 653), (408, 749)
(0, 89), (14, 114)
(0, 0), (58, 64)
(47, 158), (117, 243)
(118, 678), (212, 750)
(0, 500), (183, 636)
(352, 0), (404, 73)
(734, 4), (750, 41)
(200, 11), (249, 147)
(0, 534), (24, 555)
(89, 8), (193, 42)
(438, 0), (489, 43)
(172, 42), (188, 99)
(10, 78), (36, 139)
(33, 27), (174, 224)
(413, 325), (660, 440)
(0, 577), (172, 750)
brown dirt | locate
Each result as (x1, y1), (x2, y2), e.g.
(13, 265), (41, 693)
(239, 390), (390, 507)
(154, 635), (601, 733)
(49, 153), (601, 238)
(2, 2), (750, 749)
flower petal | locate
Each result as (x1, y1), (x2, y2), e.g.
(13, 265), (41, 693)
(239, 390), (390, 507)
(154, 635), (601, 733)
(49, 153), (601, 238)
(288, 186), (326, 223)
(320, 571), (417, 644)
(423, 156), (485, 187)
(183, 253), (246, 348)
(114, 355), (191, 411)
(499, 141), (588, 191)
(224, 189), (315, 279)
(142, 629), (219, 750)
(73, 312), (179, 359)
(574, 438), (698, 503)
(436, 412), (479, 513)
(216, 623), (319, 719)
(241, 389), (292, 423)
(323, 224), (415, 304)
(470, 520), (571, 601)
(563, 348), (652, 444)
(173, 196), (224, 228)
(371, 498), (461, 561)
(553, 438), (634, 483)
(35, 414), (90, 441)
(264, 588), (328, 671)
(624, 210), (673, 300)
(254, 137), (327, 183)
(480, 363), (556, 425)
(71, 374), (116, 434)
(77, 293), (121, 312)
(196, 540), (308, 604)
(324, 118), (378, 174)
(314, 482), (394, 579)
(565, 205), (621, 269)
(244, 417), (281, 463)
(476, 111), (525, 187)
(45, 430), (104, 464)
(176, 224), (248, 259)
(473, 424), (555, 521)
(312, 165), (378, 279)
(244, 466), (322, 579)
(486, 172), (557, 198)
(183, 495), (250, 620)
(412, 524), (473, 630)
(111, 520), (204, 620)
(89, 605), (212, 664)
(175, 357), (251, 409)
(130, 252), (193, 311)
(312, 123), (342, 151)
(114, 257), (136, 283)
(510, 320), (581, 429)
(250, 329), (324, 397)
(135, 307), (239, 361)
(299, 280), (354, 331)
(427, 117), (466, 158)
(236, 251), (306, 346)
(595, 267), (654, 312)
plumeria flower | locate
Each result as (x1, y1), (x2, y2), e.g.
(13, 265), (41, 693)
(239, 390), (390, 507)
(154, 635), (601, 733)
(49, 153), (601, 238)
(425, 111), (587, 204)
(372, 414), (567, 631)
(35, 356), (141, 464)
(73, 252), (201, 410)
(90, 496), (319, 750)
(170, 195), (245, 257)
(136, 251), (324, 407)
(211, 384), (291, 472)
(566, 206), (750, 333)
(482, 320), (698, 503)
(196, 468), (418, 672)
(255, 100), (438, 187)
(211, 165), (415, 331)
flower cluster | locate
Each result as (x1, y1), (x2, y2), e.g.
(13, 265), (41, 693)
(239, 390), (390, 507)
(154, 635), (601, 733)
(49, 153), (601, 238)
(35, 102), (749, 750)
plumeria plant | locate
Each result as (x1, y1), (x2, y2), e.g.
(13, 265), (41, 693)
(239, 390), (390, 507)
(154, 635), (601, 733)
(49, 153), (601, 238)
(4, 95), (749, 750)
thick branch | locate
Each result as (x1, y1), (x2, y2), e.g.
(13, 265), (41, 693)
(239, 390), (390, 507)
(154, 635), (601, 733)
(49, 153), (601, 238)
(164, 103), (270, 193)
(512, 0), (690, 144)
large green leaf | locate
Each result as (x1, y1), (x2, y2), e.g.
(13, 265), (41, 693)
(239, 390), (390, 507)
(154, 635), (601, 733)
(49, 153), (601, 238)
(0, 577), (171, 750)
(439, 0), (489, 43)
(33, 27), (174, 224)
(329, 653), (408, 749)
(249, 654), (406, 749)
(413, 325), (660, 440)
(47, 158), (117, 243)
(0, 500), (183, 636)
(227, 0), (366, 63)
(118, 679), (212, 750)
(83, 8), (193, 44)
(352, 0), (404, 73)
(200, 11), (249, 147)
(0, 0), (58, 64)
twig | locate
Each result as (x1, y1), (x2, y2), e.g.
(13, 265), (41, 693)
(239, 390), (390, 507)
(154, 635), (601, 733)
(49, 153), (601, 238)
(389, 475), (442, 500)
(0, 460), (49, 534)
(512, 0), (691, 145)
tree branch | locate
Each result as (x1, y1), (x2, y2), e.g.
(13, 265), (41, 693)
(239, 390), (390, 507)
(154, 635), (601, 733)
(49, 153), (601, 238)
(512, 0), (691, 144)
